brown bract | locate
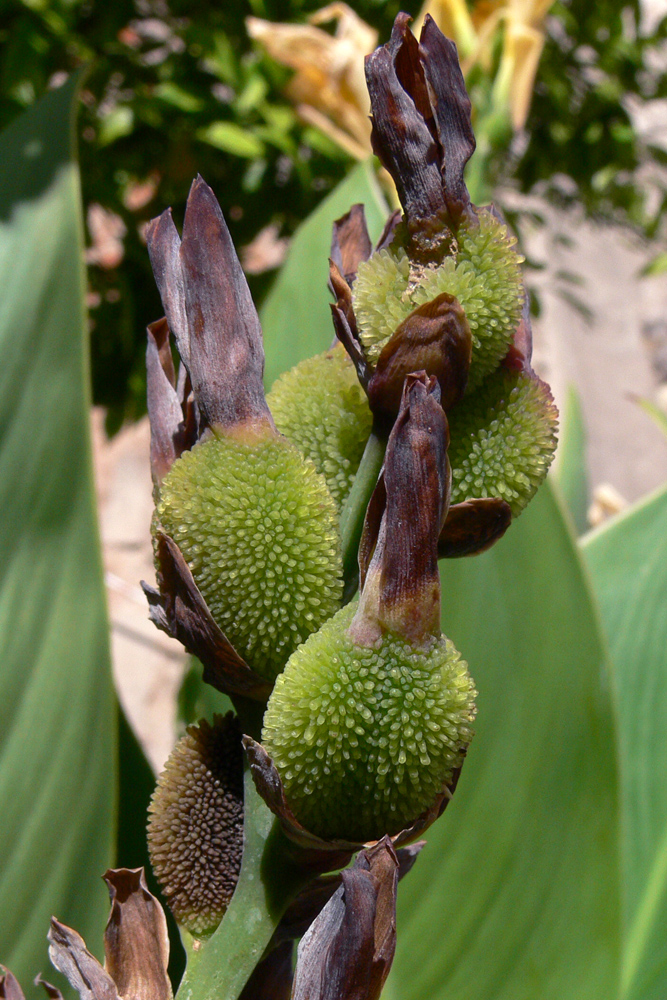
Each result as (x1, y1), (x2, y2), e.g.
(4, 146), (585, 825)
(145, 175), (275, 439)
(290, 838), (398, 1000)
(141, 532), (272, 702)
(146, 317), (197, 486)
(352, 373), (450, 646)
(365, 13), (475, 250)
(47, 869), (171, 1000)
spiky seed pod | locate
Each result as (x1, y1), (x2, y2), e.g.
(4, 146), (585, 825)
(261, 603), (477, 843)
(156, 430), (343, 681)
(267, 344), (372, 510)
(352, 210), (524, 392)
(448, 368), (559, 517)
(353, 248), (412, 363)
(147, 714), (244, 937)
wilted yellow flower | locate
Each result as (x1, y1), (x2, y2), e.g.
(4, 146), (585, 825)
(247, 3), (377, 160)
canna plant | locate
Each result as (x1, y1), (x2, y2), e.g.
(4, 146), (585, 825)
(57, 13), (556, 997)
(7, 9), (667, 1000)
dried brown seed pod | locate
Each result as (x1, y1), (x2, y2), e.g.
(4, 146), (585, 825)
(147, 714), (244, 936)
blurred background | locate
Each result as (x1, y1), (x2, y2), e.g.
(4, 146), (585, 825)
(3, 0), (666, 767)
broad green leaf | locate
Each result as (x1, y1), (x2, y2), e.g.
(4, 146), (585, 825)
(583, 485), (667, 1000)
(552, 383), (589, 534)
(0, 78), (116, 988)
(260, 159), (388, 389)
(388, 484), (621, 1000)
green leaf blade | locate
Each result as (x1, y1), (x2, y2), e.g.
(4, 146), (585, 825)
(0, 77), (116, 986)
(583, 485), (667, 1000)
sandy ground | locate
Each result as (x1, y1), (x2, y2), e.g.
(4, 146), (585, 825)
(94, 212), (667, 773)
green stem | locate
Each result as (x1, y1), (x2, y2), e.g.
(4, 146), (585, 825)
(176, 767), (309, 1000)
(339, 426), (387, 602)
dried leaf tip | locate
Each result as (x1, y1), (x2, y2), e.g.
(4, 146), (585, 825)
(351, 372), (450, 647)
(146, 175), (274, 439)
(47, 869), (171, 1000)
(365, 13), (475, 247)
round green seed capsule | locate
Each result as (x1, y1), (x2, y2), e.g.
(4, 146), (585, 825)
(157, 432), (343, 680)
(262, 603), (476, 843)
(267, 345), (372, 510)
(353, 210), (524, 391)
(147, 715), (243, 937)
(448, 368), (559, 517)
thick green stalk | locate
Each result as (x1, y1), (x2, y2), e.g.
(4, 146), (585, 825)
(176, 767), (309, 1000)
(339, 426), (387, 601)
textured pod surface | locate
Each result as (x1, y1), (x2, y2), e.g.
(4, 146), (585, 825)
(157, 432), (343, 680)
(262, 603), (476, 843)
(448, 368), (559, 517)
(353, 210), (523, 390)
(267, 345), (372, 510)
(147, 715), (243, 936)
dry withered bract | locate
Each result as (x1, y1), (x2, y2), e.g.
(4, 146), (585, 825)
(47, 869), (171, 1000)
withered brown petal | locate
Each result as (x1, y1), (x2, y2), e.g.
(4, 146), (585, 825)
(239, 941), (293, 1000)
(367, 292), (471, 419)
(418, 15), (475, 228)
(365, 15), (443, 232)
(374, 209), (402, 253)
(145, 209), (190, 370)
(48, 919), (119, 1000)
(502, 290), (534, 374)
(278, 842), (424, 945)
(0, 968), (25, 1000)
(103, 869), (172, 1000)
(243, 736), (358, 867)
(34, 975), (63, 1000)
(329, 261), (371, 390)
(146, 319), (188, 485)
(351, 373), (450, 646)
(179, 176), (274, 433)
(290, 837), (398, 1000)
(142, 533), (272, 702)
(330, 205), (372, 285)
(438, 498), (512, 557)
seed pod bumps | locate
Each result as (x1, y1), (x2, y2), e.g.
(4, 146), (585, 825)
(157, 429), (342, 681)
(147, 714), (244, 936)
(353, 209), (524, 393)
(448, 368), (558, 516)
(267, 344), (372, 509)
(262, 602), (476, 842)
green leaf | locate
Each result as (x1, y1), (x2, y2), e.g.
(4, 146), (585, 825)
(387, 484), (621, 1000)
(260, 160), (388, 389)
(583, 484), (667, 1000)
(154, 82), (205, 114)
(633, 396), (667, 440)
(552, 384), (589, 534)
(0, 78), (116, 987)
(197, 121), (265, 158)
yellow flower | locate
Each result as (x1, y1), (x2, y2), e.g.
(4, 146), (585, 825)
(247, 3), (377, 161)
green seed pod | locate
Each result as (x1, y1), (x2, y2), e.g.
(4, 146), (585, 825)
(353, 209), (523, 391)
(147, 715), (243, 937)
(262, 602), (476, 843)
(448, 368), (559, 517)
(156, 429), (343, 680)
(267, 344), (372, 510)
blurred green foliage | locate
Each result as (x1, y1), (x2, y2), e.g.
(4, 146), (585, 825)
(1, 0), (665, 428)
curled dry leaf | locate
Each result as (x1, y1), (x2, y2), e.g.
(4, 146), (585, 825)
(141, 533), (272, 702)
